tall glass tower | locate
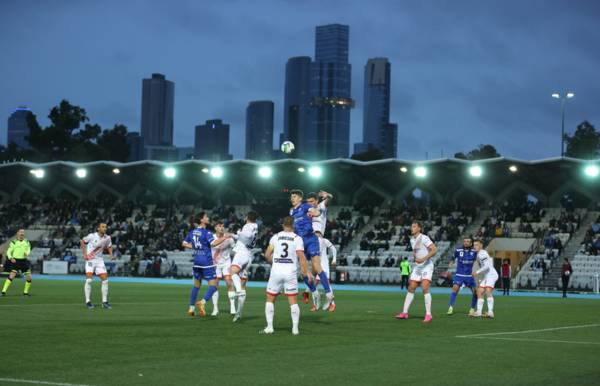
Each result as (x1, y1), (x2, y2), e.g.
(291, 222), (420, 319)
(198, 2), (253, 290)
(282, 56), (312, 156)
(140, 73), (174, 147)
(7, 106), (32, 148)
(246, 101), (274, 160)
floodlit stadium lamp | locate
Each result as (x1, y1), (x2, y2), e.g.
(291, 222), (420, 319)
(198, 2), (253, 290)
(551, 93), (560, 99)
(297, 167), (305, 173)
(308, 166), (322, 178)
(30, 169), (45, 179)
(400, 166), (408, 173)
(75, 168), (87, 178)
(414, 166), (427, 178)
(509, 165), (518, 173)
(163, 167), (176, 178)
(201, 167), (209, 173)
(112, 168), (120, 174)
(210, 167), (224, 178)
(469, 165), (483, 178)
(258, 166), (272, 178)
(584, 165), (599, 178)
(566, 92), (575, 99)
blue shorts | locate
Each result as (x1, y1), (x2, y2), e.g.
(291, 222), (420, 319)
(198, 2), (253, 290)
(193, 266), (217, 281)
(302, 234), (320, 260)
(453, 275), (476, 288)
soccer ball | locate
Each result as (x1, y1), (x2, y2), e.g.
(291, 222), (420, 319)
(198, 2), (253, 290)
(564, 270), (570, 276)
(281, 141), (295, 154)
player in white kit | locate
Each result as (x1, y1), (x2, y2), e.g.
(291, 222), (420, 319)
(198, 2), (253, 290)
(396, 221), (437, 323)
(80, 223), (115, 309)
(472, 239), (498, 318)
(230, 211), (259, 322)
(211, 221), (236, 316)
(315, 233), (337, 311)
(262, 216), (309, 335)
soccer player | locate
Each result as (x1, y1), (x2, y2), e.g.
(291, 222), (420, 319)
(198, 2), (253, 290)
(230, 211), (259, 322)
(290, 189), (335, 311)
(447, 237), (478, 316)
(183, 213), (231, 317)
(211, 221), (236, 316)
(80, 223), (114, 309)
(2, 229), (32, 296)
(396, 221), (437, 323)
(472, 239), (498, 318)
(314, 232), (337, 311)
(262, 216), (309, 335)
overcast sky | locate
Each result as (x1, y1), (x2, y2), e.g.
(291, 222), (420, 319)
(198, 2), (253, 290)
(1, 0), (599, 160)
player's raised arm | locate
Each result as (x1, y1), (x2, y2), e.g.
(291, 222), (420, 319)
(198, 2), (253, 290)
(319, 190), (333, 207)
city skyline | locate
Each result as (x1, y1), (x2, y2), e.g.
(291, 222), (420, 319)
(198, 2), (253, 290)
(1, 1), (599, 160)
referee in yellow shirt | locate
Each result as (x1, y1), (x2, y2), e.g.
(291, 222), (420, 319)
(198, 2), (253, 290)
(2, 229), (33, 296)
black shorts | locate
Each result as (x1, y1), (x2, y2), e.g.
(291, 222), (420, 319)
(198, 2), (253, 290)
(5, 259), (31, 274)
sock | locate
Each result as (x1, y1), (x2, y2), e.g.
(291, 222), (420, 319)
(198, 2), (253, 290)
(303, 276), (316, 292)
(101, 279), (109, 303)
(291, 303), (300, 330)
(2, 278), (13, 293)
(236, 290), (247, 316)
(189, 286), (200, 306)
(203, 285), (218, 302)
(477, 298), (484, 314)
(24, 280), (31, 295)
(487, 296), (494, 312)
(424, 293), (432, 315)
(84, 278), (92, 303)
(265, 302), (274, 329)
(402, 292), (415, 314)
(470, 293), (478, 309)
(232, 274), (243, 292)
(228, 290), (236, 310)
(318, 271), (332, 293)
(212, 289), (219, 309)
(449, 292), (457, 307)
(312, 289), (320, 306)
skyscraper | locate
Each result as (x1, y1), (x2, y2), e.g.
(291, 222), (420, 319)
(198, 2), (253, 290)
(194, 119), (232, 161)
(355, 58), (397, 158)
(282, 56), (312, 156)
(7, 106), (32, 148)
(126, 132), (145, 161)
(140, 73), (174, 147)
(246, 101), (274, 160)
(309, 24), (354, 159)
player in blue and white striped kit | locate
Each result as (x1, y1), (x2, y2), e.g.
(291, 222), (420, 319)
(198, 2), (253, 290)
(447, 237), (478, 316)
(289, 189), (335, 311)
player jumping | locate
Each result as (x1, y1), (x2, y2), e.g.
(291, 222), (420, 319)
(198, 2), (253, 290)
(290, 189), (334, 311)
(230, 211), (259, 322)
(183, 213), (231, 317)
(447, 237), (478, 316)
(396, 221), (437, 323)
(262, 216), (309, 335)
(2, 229), (32, 296)
(472, 239), (498, 318)
(211, 220), (237, 316)
(80, 223), (115, 309)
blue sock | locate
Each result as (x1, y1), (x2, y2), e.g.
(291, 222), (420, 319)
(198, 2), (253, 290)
(303, 276), (316, 292)
(470, 293), (478, 309)
(449, 292), (457, 307)
(203, 285), (218, 302)
(190, 286), (200, 306)
(318, 271), (332, 293)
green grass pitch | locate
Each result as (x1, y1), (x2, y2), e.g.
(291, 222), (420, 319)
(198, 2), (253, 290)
(1, 280), (599, 386)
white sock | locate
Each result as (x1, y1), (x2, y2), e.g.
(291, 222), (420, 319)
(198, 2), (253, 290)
(228, 290), (236, 310)
(84, 278), (92, 303)
(312, 290), (320, 305)
(424, 293), (432, 315)
(477, 298), (484, 314)
(487, 296), (494, 312)
(101, 279), (108, 303)
(326, 291), (334, 301)
(265, 302), (274, 329)
(212, 290), (219, 309)
(290, 303), (300, 330)
(402, 292), (415, 314)
(231, 274), (242, 292)
(237, 290), (247, 316)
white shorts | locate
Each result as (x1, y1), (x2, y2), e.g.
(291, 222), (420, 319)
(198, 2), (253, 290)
(267, 270), (298, 296)
(85, 259), (107, 276)
(479, 272), (498, 289)
(410, 263), (433, 282)
(318, 258), (330, 279)
(231, 250), (251, 272)
(216, 260), (231, 278)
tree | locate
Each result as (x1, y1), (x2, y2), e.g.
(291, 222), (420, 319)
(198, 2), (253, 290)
(351, 147), (385, 161)
(564, 121), (600, 160)
(97, 124), (130, 162)
(455, 144), (500, 160)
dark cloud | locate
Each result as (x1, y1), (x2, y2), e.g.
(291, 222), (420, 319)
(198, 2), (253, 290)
(1, 0), (599, 160)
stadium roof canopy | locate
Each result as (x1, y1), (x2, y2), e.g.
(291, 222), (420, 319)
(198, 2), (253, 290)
(0, 157), (598, 206)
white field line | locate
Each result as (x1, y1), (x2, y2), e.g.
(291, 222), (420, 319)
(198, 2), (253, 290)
(0, 377), (94, 386)
(469, 337), (600, 345)
(455, 323), (600, 338)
